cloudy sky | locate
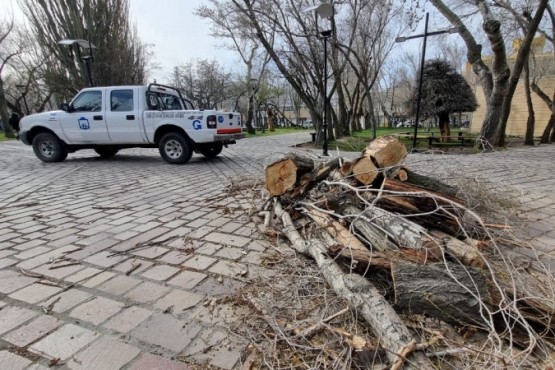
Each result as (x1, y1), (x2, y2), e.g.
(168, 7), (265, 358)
(1, 0), (236, 83)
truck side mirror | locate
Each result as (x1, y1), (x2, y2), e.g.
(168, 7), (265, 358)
(60, 103), (71, 112)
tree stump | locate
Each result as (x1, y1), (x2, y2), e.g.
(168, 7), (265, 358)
(265, 154), (314, 196)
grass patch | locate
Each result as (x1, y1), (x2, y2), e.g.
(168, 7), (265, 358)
(0, 133), (17, 141)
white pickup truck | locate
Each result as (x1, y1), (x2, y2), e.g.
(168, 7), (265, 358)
(19, 84), (244, 164)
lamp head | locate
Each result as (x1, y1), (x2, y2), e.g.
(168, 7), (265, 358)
(303, 2), (334, 19)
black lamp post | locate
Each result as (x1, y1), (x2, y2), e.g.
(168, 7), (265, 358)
(396, 12), (460, 151)
(15, 85), (29, 115)
(305, 2), (334, 157)
(58, 39), (96, 87)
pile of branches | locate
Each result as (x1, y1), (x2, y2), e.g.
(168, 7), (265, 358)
(253, 136), (555, 369)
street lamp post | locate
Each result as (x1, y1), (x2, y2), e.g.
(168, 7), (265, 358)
(305, 2), (334, 157)
(58, 39), (96, 87)
(15, 85), (29, 115)
(396, 12), (459, 151)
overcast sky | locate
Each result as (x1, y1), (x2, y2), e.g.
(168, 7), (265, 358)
(1, 0), (236, 83)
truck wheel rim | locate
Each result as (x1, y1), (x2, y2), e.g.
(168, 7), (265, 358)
(164, 139), (182, 159)
(39, 140), (56, 157)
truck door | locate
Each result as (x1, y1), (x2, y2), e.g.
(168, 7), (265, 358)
(59, 90), (111, 144)
(104, 88), (145, 143)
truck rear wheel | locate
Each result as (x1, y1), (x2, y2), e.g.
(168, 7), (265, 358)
(32, 132), (68, 163)
(94, 147), (119, 158)
(198, 142), (223, 158)
(158, 132), (193, 164)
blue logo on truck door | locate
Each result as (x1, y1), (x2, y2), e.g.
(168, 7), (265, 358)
(78, 117), (90, 130)
(218, 116), (224, 123)
(192, 120), (202, 130)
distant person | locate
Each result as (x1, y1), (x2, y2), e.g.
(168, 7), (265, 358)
(9, 112), (20, 133)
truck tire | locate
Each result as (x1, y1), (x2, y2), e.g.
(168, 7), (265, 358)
(158, 132), (193, 164)
(94, 147), (119, 158)
(32, 132), (68, 163)
(198, 142), (223, 158)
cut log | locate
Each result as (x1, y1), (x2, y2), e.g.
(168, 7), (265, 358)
(265, 153), (314, 196)
(274, 200), (433, 368)
(425, 230), (485, 268)
(391, 261), (492, 326)
(385, 166), (408, 182)
(352, 157), (379, 185)
(403, 169), (459, 197)
(287, 157), (340, 199)
(362, 136), (407, 168)
(377, 179), (468, 236)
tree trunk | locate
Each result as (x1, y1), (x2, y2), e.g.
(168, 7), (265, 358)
(0, 78), (16, 138)
(351, 157), (379, 185)
(522, 47), (535, 145)
(496, 0), (548, 146)
(392, 261), (491, 326)
(438, 112), (451, 142)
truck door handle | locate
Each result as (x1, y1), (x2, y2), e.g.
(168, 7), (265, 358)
(93, 115), (103, 120)
(126, 115), (135, 120)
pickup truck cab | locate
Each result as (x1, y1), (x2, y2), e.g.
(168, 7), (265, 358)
(19, 84), (244, 164)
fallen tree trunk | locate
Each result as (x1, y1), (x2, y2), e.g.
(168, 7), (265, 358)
(392, 261), (492, 326)
(287, 158), (341, 200)
(352, 157), (380, 185)
(274, 200), (433, 368)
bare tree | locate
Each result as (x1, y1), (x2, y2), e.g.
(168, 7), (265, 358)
(430, 0), (548, 147)
(0, 17), (22, 138)
(19, 0), (151, 97)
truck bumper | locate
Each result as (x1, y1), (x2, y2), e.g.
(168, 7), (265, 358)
(214, 133), (245, 141)
(19, 131), (30, 145)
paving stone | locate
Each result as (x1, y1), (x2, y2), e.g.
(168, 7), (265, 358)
(2, 315), (62, 347)
(132, 246), (169, 259)
(67, 336), (140, 370)
(215, 246), (246, 260)
(9, 283), (63, 304)
(0, 270), (38, 294)
(204, 232), (250, 247)
(182, 328), (243, 369)
(246, 240), (268, 252)
(111, 227), (170, 252)
(168, 270), (207, 290)
(113, 230), (140, 241)
(13, 246), (51, 260)
(0, 306), (38, 335)
(182, 255), (216, 270)
(0, 249), (15, 259)
(29, 324), (97, 361)
(16, 245), (77, 270)
(70, 297), (124, 325)
(83, 251), (127, 268)
(41, 289), (93, 313)
(31, 262), (85, 280)
(208, 260), (248, 278)
(128, 353), (191, 370)
(195, 243), (222, 255)
(0, 350), (32, 370)
(141, 265), (180, 281)
(64, 267), (102, 283)
(12, 239), (44, 251)
(154, 289), (204, 313)
(124, 282), (171, 304)
(96, 275), (142, 295)
(25, 363), (49, 370)
(130, 314), (202, 352)
(187, 226), (215, 239)
(194, 277), (243, 297)
(0, 258), (17, 268)
(81, 271), (116, 288)
(103, 306), (152, 333)
(157, 250), (191, 265)
(113, 258), (153, 275)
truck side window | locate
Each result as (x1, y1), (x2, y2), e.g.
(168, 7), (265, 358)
(72, 91), (102, 112)
(111, 90), (134, 112)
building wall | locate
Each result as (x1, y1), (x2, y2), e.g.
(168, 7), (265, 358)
(470, 76), (554, 137)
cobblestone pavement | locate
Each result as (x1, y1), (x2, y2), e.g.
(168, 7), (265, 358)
(0, 133), (553, 369)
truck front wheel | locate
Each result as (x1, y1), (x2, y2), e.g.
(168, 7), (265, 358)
(158, 132), (193, 164)
(198, 142), (223, 158)
(32, 132), (68, 163)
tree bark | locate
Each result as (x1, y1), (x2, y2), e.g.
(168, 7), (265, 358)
(523, 57), (535, 146)
(438, 112), (451, 142)
(392, 261), (491, 326)
(530, 82), (554, 143)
